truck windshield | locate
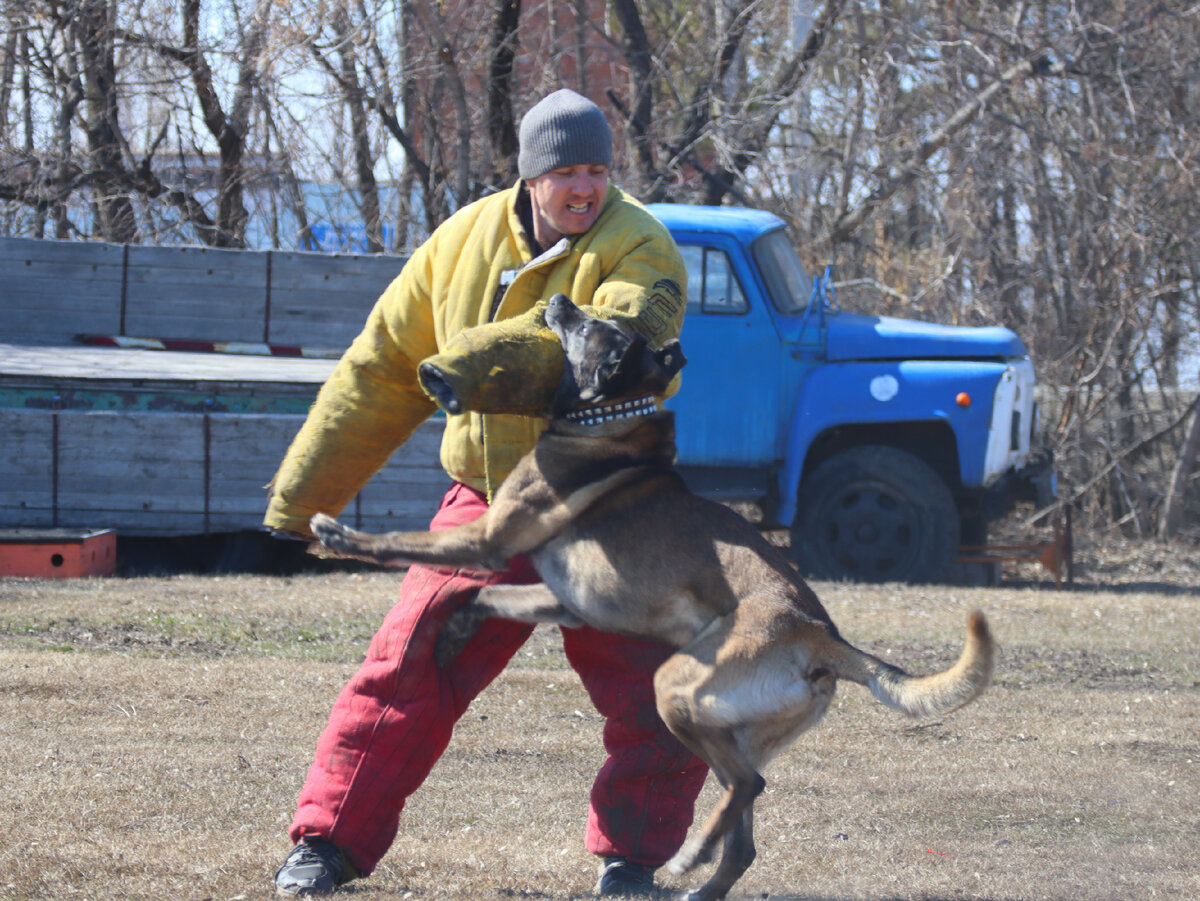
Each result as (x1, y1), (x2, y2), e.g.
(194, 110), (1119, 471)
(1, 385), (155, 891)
(752, 228), (813, 315)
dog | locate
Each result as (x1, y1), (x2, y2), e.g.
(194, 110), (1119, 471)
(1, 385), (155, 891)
(311, 293), (995, 901)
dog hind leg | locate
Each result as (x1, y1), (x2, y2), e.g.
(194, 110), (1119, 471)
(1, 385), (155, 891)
(656, 658), (766, 880)
(683, 807), (756, 901)
(434, 596), (491, 668)
(470, 583), (584, 627)
(435, 584), (583, 668)
(664, 747), (763, 879)
(657, 640), (837, 898)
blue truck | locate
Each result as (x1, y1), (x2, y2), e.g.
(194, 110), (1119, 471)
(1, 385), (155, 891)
(1, 208), (1054, 582)
(651, 204), (1055, 584)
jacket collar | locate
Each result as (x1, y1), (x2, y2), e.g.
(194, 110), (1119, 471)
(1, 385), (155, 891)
(508, 180), (623, 262)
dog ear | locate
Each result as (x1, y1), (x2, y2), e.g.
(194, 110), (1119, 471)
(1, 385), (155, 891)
(601, 336), (687, 398)
(655, 340), (687, 380)
(638, 339), (687, 394)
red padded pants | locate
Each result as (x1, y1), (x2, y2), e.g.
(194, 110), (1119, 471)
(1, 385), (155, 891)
(290, 482), (709, 876)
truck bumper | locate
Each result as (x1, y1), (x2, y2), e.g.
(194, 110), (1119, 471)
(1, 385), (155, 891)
(987, 447), (1057, 514)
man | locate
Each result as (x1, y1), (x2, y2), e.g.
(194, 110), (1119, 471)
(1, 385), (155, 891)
(265, 89), (708, 897)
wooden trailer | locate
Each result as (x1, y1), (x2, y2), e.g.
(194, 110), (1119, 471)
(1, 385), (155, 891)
(0, 236), (450, 569)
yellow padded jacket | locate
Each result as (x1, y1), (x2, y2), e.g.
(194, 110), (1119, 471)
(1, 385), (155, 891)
(263, 182), (687, 536)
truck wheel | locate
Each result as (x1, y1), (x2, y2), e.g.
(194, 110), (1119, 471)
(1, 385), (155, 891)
(791, 446), (959, 584)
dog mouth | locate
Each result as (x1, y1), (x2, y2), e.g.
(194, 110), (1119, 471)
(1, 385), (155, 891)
(563, 394), (657, 427)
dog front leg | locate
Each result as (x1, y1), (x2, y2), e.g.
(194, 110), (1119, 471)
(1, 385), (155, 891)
(311, 512), (509, 571)
(435, 584), (584, 668)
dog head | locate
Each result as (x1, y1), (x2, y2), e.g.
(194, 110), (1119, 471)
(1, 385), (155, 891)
(545, 293), (686, 420)
(414, 294), (685, 420)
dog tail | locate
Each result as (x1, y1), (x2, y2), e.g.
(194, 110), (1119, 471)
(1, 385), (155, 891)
(833, 611), (995, 719)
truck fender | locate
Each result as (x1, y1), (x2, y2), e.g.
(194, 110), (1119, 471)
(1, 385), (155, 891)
(776, 360), (1007, 526)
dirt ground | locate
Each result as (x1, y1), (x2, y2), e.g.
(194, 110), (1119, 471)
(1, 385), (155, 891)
(1, 543), (1197, 901)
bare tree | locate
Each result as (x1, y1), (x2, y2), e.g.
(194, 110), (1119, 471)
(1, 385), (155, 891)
(73, 0), (139, 241)
(313, 1), (385, 253)
(487, 0), (521, 180)
(148, 0), (272, 247)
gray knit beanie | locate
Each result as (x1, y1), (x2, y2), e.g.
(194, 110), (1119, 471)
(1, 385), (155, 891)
(517, 89), (613, 180)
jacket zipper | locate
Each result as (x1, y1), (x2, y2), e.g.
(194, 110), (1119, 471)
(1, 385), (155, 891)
(489, 237), (570, 322)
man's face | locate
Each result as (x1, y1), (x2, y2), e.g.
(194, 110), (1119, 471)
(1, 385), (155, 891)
(526, 164), (609, 247)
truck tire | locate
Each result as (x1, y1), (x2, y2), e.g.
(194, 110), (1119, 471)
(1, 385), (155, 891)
(791, 445), (959, 584)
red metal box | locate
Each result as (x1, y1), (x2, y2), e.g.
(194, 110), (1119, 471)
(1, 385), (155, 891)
(0, 529), (118, 578)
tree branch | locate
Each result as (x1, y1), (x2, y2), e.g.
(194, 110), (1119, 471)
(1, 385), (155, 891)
(825, 49), (1059, 246)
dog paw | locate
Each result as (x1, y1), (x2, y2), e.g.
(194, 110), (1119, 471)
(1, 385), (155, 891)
(667, 835), (710, 878)
(434, 604), (488, 668)
(666, 840), (705, 877)
(310, 513), (349, 550)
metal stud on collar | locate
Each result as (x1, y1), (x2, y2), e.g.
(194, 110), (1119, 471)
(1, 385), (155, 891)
(564, 394), (657, 427)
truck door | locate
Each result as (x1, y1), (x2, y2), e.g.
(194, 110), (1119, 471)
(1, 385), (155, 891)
(665, 239), (786, 468)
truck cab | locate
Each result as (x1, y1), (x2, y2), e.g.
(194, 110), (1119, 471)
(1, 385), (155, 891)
(649, 203), (1055, 584)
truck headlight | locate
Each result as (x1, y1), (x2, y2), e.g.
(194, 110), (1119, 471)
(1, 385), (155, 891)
(982, 359), (1036, 484)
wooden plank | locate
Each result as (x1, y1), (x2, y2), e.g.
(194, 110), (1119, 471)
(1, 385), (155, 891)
(353, 494), (450, 533)
(48, 408), (222, 534)
(206, 413), (312, 529)
(354, 419), (450, 530)
(0, 342), (336, 386)
(47, 508), (208, 534)
(55, 411), (206, 516)
(0, 409), (55, 526)
(124, 244), (268, 342)
(266, 251), (403, 348)
(1, 405), (449, 536)
(206, 417), (448, 532)
(0, 237), (411, 350)
(42, 410), (210, 535)
(0, 237), (124, 344)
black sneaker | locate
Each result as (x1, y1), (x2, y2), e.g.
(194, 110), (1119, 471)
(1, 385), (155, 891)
(595, 857), (658, 897)
(274, 836), (348, 896)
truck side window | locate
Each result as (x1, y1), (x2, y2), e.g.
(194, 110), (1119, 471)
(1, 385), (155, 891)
(679, 245), (748, 314)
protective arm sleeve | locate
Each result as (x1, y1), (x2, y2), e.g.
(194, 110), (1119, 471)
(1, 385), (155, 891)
(263, 251), (439, 538)
(587, 222), (688, 387)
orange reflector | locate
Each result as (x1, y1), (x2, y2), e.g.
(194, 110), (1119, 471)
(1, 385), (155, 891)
(956, 392), (971, 408)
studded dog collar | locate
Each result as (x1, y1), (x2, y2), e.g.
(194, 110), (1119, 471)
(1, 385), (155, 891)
(563, 394), (658, 427)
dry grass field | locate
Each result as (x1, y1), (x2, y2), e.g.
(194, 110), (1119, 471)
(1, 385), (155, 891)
(1, 546), (1198, 901)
